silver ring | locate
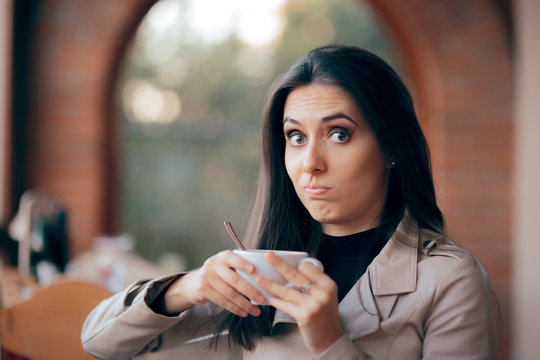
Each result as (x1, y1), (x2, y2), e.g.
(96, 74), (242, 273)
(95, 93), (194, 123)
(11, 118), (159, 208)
(296, 281), (312, 294)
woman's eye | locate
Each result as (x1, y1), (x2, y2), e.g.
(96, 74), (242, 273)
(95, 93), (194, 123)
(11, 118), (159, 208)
(329, 129), (350, 143)
(289, 133), (306, 146)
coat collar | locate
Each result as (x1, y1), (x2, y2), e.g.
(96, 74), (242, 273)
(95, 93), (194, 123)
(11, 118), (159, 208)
(368, 211), (418, 296)
(273, 211), (420, 336)
(338, 211), (419, 339)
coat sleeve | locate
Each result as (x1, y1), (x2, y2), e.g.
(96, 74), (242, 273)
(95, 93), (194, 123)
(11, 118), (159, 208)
(315, 334), (368, 360)
(422, 256), (498, 359)
(81, 273), (236, 359)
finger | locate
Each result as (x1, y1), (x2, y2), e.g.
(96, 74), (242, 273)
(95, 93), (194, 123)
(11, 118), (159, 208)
(206, 285), (251, 317)
(207, 276), (262, 316)
(297, 262), (338, 295)
(298, 261), (325, 281)
(208, 251), (266, 304)
(217, 250), (256, 274)
(199, 254), (263, 315)
(267, 295), (306, 321)
(214, 262), (266, 306)
(255, 275), (307, 305)
(268, 292), (335, 330)
(207, 265), (262, 315)
(264, 251), (310, 286)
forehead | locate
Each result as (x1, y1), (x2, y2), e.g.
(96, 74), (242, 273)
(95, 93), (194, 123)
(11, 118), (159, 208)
(283, 83), (360, 117)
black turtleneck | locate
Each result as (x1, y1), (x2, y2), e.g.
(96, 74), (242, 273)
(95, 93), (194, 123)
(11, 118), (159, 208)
(317, 227), (389, 302)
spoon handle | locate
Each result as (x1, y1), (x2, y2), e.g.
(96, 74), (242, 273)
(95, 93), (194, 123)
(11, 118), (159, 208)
(224, 221), (246, 250)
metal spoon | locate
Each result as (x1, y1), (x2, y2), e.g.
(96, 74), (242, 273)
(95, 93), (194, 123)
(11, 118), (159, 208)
(224, 221), (246, 250)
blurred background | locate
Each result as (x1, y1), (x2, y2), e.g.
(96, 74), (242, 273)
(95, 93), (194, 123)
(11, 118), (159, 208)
(0, 0), (538, 358)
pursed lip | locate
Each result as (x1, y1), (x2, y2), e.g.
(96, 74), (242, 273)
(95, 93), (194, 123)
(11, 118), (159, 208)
(303, 185), (331, 195)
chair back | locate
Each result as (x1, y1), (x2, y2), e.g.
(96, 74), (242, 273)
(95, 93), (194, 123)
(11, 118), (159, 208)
(1, 279), (111, 360)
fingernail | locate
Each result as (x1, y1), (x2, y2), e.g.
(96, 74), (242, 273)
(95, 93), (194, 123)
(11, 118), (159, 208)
(255, 295), (265, 304)
(246, 264), (255, 273)
(239, 310), (248, 317)
(251, 307), (261, 316)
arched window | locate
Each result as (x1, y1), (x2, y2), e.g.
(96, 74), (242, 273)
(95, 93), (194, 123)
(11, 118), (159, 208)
(116, 0), (403, 269)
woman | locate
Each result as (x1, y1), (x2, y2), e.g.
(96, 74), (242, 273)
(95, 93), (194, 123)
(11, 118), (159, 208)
(82, 45), (498, 359)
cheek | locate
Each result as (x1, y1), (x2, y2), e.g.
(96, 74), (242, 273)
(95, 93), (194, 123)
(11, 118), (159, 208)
(342, 149), (387, 187)
(284, 151), (298, 180)
(355, 139), (387, 169)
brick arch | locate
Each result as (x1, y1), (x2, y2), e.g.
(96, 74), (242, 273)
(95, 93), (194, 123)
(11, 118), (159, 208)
(24, 0), (156, 256)
(102, 0), (159, 235)
(366, 0), (512, 355)
(366, 0), (446, 157)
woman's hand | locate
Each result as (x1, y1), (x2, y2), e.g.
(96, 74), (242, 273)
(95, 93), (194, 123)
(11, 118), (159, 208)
(255, 252), (344, 355)
(163, 250), (264, 317)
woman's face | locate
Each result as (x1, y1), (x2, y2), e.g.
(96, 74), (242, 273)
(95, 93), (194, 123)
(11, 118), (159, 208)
(283, 83), (391, 236)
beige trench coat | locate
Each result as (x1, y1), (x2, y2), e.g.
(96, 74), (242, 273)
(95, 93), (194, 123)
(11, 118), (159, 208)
(81, 213), (498, 359)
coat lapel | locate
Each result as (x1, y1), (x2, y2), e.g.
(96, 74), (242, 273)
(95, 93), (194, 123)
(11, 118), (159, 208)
(273, 308), (296, 325)
(369, 213), (418, 296)
(338, 269), (380, 339)
(337, 212), (420, 340)
(273, 212), (420, 340)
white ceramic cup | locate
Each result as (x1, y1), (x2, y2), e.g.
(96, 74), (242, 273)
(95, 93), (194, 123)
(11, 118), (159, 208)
(233, 249), (323, 305)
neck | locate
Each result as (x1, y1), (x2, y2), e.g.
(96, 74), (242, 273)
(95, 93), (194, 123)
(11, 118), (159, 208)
(321, 219), (381, 236)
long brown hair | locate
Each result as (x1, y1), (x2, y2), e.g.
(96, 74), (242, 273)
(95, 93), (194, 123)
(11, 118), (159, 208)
(211, 45), (444, 350)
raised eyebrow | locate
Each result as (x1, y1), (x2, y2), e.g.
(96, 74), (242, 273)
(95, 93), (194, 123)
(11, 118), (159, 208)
(322, 113), (358, 125)
(283, 113), (357, 125)
(283, 117), (299, 125)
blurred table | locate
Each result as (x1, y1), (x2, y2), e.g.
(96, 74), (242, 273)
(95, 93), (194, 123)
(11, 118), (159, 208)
(1, 263), (38, 359)
(0, 264), (40, 308)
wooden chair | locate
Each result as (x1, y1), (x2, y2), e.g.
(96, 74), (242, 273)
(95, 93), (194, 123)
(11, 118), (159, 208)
(1, 279), (112, 359)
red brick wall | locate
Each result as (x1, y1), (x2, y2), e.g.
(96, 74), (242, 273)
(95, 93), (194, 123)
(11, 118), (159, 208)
(23, 0), (155, 255)
(21, 0), (512, 356)
(370, 0), (512, 356)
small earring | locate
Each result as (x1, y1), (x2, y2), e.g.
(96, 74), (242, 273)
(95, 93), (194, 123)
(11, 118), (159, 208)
(390, 161), (396, 168)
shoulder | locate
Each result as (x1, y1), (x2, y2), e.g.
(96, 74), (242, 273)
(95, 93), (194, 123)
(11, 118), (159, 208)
(416, 229), (490, 294)
(412, 232), (498, 357)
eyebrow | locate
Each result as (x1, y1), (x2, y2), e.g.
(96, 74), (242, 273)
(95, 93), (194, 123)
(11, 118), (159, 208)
(283, 112), (358, 125)
(322, 113), (357, 124)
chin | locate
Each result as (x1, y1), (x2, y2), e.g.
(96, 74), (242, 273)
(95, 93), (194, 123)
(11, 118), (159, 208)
(308, 209), (336, 224)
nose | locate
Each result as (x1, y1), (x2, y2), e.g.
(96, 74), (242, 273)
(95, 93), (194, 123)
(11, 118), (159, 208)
(303, 142), (326, 174)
